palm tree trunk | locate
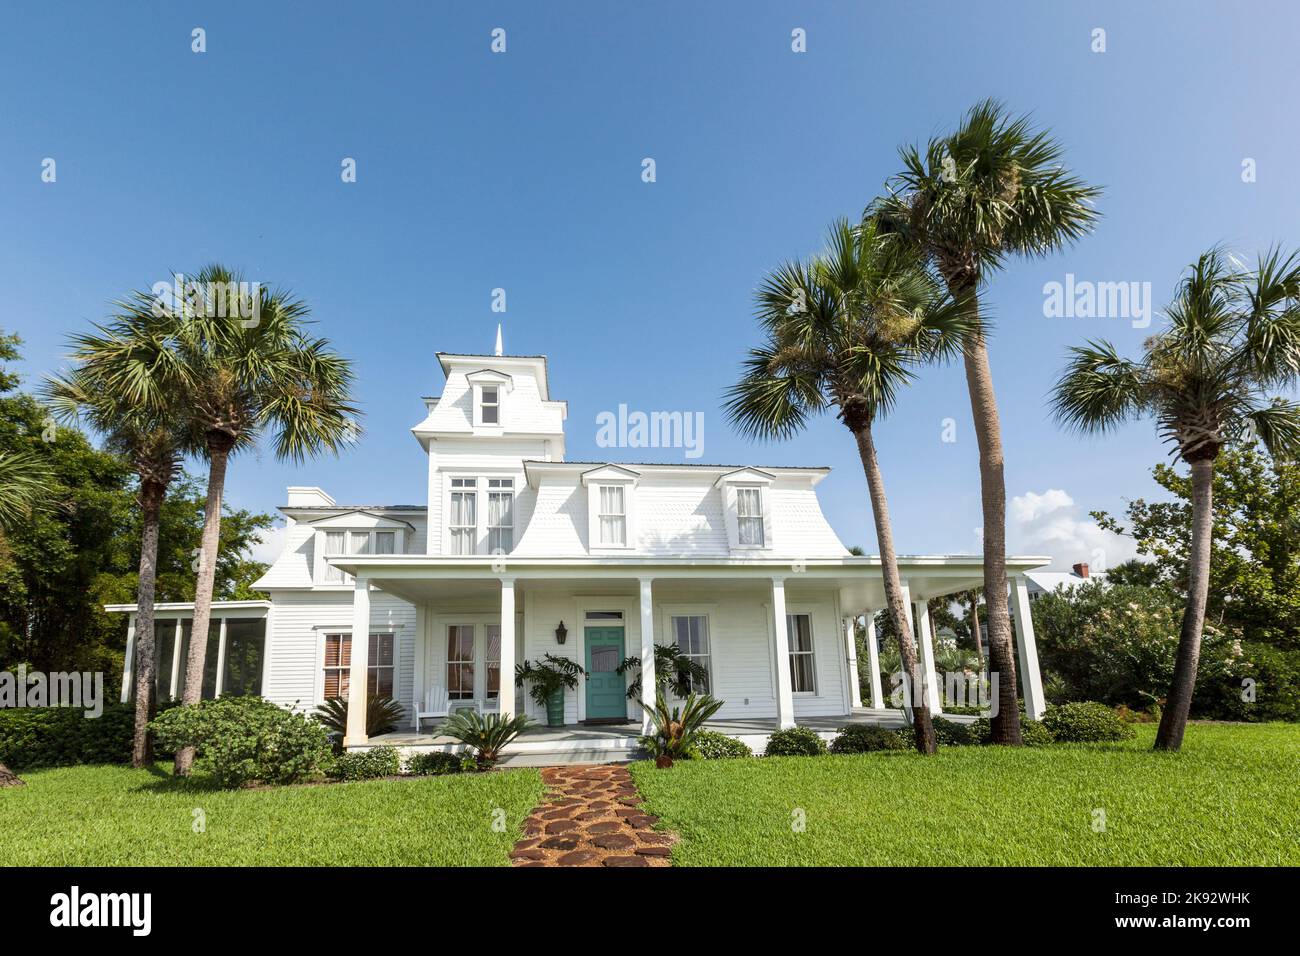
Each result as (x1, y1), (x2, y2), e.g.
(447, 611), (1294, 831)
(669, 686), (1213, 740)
(173, 437), (232, 776)
(969, 592), (984, 666)
(854, 426), (936, 754)
(131, 479), (166, 768)
(955, 298), (1021, 744)
(1154, 456), (1215, 751)
(0, 762), (23, 787)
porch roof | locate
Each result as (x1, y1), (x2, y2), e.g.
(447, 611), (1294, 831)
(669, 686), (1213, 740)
(328, 553), (1050, 607)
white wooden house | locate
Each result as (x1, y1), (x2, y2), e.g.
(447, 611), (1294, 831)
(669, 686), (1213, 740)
(113, 340), (1048, 758)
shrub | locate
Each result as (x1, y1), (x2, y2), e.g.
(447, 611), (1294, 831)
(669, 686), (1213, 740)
(1041, 702), (1135, 743)
(639, 691), (725, 768)
(971, 715), (1056, 746)
(314, 695), (405, 740)
(896, 715), (976, 749)
(149, 696), (332, 788)
(830, 724), (905, 754)
(436, 710), (533, 769)
(0, 701), (179, 771)
(764, 726), (827, 757)
(406, 750), (470, 775)
(331, 746), (401, 781)
(691, 729), (751, 759)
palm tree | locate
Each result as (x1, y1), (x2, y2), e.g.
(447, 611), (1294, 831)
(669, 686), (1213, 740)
(45, 317), (184, 768)
(1052, 246), (1300, 750)
(724, 217), (977, 754)
(155, 265), (360, 774)
(0, 449), (52, 786)
(874, 99), (1100, 743)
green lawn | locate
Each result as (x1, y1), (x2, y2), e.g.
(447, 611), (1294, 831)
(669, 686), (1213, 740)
(1, 764), (544, 866)
(629, 723), (1300, 866)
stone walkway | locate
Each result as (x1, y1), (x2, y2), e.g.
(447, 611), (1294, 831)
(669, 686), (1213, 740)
(510, 765), (676, 867)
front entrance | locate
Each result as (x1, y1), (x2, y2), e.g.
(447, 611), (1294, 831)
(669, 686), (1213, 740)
(584, 626), (626, 722)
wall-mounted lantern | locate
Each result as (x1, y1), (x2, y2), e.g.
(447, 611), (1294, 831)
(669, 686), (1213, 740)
(555, 620), (568, 645)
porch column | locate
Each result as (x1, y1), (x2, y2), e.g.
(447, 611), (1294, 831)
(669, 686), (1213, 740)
(771, 577), (795, 730)
(343, 574), (371, 747)
(214, 617), (228, 697)
(1008, 574), (1046, 719)
(412, 604), (426, 730)
(121, 615), (136, 704)
(863, 609), (884, 709)
(499, 578), (516, 720)
(169, 618), (183, 700)
(844, 616), (862, 708)
(638, 577), (656, 735)
(913, 597), (942, 714)
(898, 581), (914, 714)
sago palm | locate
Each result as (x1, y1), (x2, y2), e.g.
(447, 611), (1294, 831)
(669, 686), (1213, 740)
(874, 99), (1100, 743)
(45, 327), (184, 768)
(1052, 246), (1300, 750)
(724, 217), (976, 754)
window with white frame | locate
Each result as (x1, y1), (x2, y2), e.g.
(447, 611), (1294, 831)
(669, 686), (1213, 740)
(737, 488), (764, 546)
(671, 615), (711, 694)
(322, 632), (394, 700)
(480, 385), (500, 424)
(449, 478), (478, 555)
(320, 528), (402, 583)
(786, 613), (816, 693)
(597, 485), (626, 546)
(373, 530), (396, 554)
(447, 624), (475, 699)
(487, 479), (514, 554)
(322, 530), (347, 583)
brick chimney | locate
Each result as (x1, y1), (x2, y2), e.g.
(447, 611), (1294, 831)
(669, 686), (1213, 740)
(1072, 562), (1090, 578)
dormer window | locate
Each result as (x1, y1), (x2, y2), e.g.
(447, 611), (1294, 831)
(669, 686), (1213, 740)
(580, 464), (639, 552)
(716, 468), (775, 552)
(317, 523), (407, 584)
(597, 486), (626, 546)
(737, 488), (765, 546)
(466, 370), (512, 428)
(480, 386), (499, 424)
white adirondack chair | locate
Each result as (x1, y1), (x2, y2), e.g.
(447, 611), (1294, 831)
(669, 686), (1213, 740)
(414, 686), (449, 731)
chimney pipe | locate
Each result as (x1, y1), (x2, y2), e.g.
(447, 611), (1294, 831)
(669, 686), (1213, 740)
(1072, 562), (1090, 578)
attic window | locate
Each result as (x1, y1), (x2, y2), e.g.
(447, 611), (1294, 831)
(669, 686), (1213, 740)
(480, 386), (499, 424)
(737, 488), (764, 546)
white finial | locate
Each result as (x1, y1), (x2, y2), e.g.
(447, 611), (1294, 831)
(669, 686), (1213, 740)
(494, 323), (503, 356)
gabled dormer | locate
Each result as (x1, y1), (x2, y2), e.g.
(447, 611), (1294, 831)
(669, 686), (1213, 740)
(308, 510), (416, 586)
(715, 467), (775, 552)
(580, 464), (641, 551)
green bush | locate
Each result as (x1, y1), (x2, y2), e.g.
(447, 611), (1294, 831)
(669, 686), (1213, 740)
(970, 715), (1054, 746)
(691, 729), (752, 759)
(331, 746), (401, 781)
(149, 696), (332, 788)
(830, 724), (905, 754)
(0, 702), (180, 770)
(896, 715), (977, 749)
(406, 750), (470, 776)
(764, 726), (827, 757)
(1041, 702), (1135, 743)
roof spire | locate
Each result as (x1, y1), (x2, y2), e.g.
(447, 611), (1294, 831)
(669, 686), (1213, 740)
(494, 323), (503, 357)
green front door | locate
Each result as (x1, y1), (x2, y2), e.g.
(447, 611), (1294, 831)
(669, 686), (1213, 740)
(584, 627), (626, 721)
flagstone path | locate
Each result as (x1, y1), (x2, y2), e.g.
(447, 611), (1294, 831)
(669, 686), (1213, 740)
(509, 765), (676, 867)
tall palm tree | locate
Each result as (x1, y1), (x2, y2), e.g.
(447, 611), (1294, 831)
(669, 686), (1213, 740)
(724, 218), (977, 754)
(1052, 246), (1300, 750)
(45, 308), (184, 767)
(874, 100), (1100, 743)
(166, 265), (359, 774)
(0, 449), (52, 786)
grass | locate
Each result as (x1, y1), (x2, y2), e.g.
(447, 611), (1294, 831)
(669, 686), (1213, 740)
(0, 764), (545, 866)
(629, 722), (1300, 866)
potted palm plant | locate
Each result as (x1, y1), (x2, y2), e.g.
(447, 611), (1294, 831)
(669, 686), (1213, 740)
(515, 655), (584, 727)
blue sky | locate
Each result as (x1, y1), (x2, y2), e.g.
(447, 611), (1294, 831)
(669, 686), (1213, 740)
(4, 1), (1298, 568)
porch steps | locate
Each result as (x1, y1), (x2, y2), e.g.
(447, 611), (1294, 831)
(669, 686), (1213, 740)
(496, 747), (645, 768)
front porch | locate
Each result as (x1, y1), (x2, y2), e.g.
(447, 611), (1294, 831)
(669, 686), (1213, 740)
(364, 707), (978, 764)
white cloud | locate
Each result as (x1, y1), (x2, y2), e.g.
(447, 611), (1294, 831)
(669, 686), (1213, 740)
(249, 522), (288, 565)
(1008, 488), (1136, 572)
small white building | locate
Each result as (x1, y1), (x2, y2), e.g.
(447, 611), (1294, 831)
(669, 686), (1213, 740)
(113, 341), (1049, 757)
